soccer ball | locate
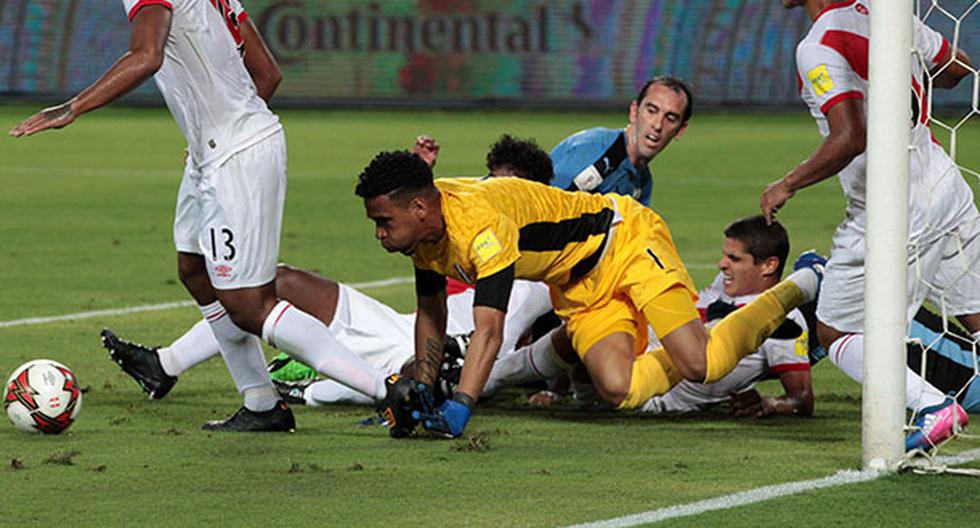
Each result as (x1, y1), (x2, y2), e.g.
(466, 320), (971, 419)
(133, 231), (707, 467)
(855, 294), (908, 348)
(4, 359), (82, 434)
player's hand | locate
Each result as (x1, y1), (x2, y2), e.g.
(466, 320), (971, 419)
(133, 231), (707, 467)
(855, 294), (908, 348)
(528, 390), (562, 407)
(411, 135), (440, 168)
(413, 395), (471, 438)
(730, 389), (766, 418)
(760, 177), (795, 224)
(10, 102), (76, 137)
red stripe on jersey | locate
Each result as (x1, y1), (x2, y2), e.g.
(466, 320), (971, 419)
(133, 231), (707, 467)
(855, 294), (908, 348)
(819, 90), (863, 114)
(796, 72), (803, 95)
(209, 0), (244, 47)
(933, 38), (950, 65)
(446, 278), (474, 296)
(770, 363), (811, 374)
(820, 30), (869, 80)
(239, 11), (249, 24)
(697, 307), (707, 323)
(911, 76), (929, 125)
(128, 0), (173, 22)
(814, 0), (857, 23)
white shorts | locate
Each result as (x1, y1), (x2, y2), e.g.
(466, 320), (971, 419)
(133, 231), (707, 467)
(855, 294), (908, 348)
(818, 207), (980, 333)
(329, 284), (415, 377)
(173, 131), (287, 290)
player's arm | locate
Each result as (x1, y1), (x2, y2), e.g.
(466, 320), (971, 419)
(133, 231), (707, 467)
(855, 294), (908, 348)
(455, 266), (515, 401)
(931, 46), (972, 89)
(9, 5), (171, 137)
(730, 369), (813, 418)
(239, 16), (282, 102)
(413, 267), (448, 387)
(760, 99), (865, 223)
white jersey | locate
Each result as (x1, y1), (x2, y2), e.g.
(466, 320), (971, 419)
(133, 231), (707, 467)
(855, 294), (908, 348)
(641, 274), (811, 414)
(122, 0), (282, 171)
(795, 1), (974, 243)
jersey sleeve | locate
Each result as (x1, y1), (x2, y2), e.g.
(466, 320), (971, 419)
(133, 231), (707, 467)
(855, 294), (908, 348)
(122, 0), (173, 22)
(913, 17), (949, 66)
(761, 310), (811, 374)
(796, 40), (865, 114)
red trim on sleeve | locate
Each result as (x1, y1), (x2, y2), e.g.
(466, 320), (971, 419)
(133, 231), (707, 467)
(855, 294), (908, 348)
(446, 278), (474, 296)
(238, 11), (249, 24)
(819, 30), (869, 80)
(819, 90), (863, 114)
(128, 0), (173, 22)
(796, 73), (803, 94)
(697, 307), (707, 323)
(814, 0), (857, 23)
(932, 38), (950, 65)
(769, 363), (812, 374)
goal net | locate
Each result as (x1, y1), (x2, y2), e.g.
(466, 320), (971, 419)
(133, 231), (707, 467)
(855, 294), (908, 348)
(865, 0), (980, 471)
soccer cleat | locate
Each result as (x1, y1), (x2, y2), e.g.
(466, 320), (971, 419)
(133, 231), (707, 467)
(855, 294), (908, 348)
(435, 333), (469, 403)
(272, 379), (312, 406)
(201, 401), (296, 432)
(792, 250), (826, 286)
(905, 400), (969, 452)
(100, 328), (177, 399)
(266, 353), (317, 382)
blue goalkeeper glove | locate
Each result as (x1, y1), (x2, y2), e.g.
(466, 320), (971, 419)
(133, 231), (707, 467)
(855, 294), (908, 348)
(413, 393), (473, 438)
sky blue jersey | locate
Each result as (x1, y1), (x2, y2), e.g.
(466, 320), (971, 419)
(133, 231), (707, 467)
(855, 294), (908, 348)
(548, 127), (652, 206)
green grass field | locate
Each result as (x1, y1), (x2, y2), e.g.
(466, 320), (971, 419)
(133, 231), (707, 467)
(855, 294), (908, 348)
(0, 104), (978, 526)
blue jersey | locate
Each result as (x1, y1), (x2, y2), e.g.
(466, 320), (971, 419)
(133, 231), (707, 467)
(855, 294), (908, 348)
(809, 309), (979, 413)
(549, 127), (652, 206)
(905, 311), (980, 413)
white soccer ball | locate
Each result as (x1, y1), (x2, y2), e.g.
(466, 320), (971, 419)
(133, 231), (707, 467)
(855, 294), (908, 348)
(4, 359), (82, 434)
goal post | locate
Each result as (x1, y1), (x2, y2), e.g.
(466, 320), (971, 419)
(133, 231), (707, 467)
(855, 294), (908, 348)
(862, 0), (914, 471)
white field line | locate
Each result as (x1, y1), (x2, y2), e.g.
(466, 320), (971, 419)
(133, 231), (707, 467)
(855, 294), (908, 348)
(566, 448), (980, 528)
(0, 276), (415, 330)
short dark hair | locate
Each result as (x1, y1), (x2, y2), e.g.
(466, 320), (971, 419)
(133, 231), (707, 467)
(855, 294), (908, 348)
(723, 215), (790, 277)
(486, 134), (554, 184)
(635, 76), (694, 124)
(355, 150), (434, 200)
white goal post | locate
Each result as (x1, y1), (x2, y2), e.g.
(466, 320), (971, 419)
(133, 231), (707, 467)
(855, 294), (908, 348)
(863, 0), (914, 471)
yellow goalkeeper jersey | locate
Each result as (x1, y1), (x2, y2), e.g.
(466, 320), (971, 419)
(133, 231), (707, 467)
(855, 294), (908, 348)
(411, 177), (618, 286)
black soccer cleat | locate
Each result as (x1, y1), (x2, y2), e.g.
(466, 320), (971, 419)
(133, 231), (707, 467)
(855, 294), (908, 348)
(101, 328), (177, 400)
(434, 333), (469, 403)
(202, 401), (296, 433)
(272, 379), (312, 406)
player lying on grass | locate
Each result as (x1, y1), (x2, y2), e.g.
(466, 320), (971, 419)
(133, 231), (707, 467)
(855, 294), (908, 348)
(103, 135), (575, 424)
(531, 216), (814, 418)
(103, 267), (565, 407)
(761, 0), (977, 451)
(355, 150), (823, 438)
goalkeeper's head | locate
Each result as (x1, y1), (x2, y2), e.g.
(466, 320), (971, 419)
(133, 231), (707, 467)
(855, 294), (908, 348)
(356, 150), (441, 256)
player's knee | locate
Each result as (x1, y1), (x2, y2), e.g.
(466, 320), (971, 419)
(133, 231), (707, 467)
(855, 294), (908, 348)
(593, 372), (630, 407)
(678, 358), (707, 383)
(816, 322), (845, 352)
(274, 264), (301, 298)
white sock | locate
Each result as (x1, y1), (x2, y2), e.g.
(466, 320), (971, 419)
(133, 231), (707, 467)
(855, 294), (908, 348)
(157, 319), (221, 377)
(785, 267), (819, 303)
(828, 333), (946, 413)
(262, 301), (386, 401)
(305, 379), (375, 407)
(200, 301), (277, 412)
(483, 327), (572, 395)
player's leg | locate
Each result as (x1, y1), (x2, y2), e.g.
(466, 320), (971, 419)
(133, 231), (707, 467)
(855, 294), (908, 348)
(204, 132), (386, 410)
(482, 324), (575, 396)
